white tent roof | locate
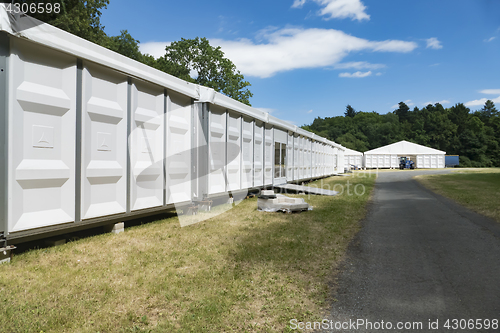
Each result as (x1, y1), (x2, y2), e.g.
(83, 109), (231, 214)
(344, 148), (363, 156)
(364, 140), (446, 155)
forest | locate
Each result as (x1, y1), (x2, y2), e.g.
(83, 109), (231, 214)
(302, 101), (500, 167)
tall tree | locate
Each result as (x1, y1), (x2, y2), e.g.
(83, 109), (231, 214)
(480, 100), (499, 119)
(155, 37), (253, 105)
(344, 104), (357, 118)
(394, 101), (410, 122)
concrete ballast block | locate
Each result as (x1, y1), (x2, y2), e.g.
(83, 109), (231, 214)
(105, 222), (124, 234)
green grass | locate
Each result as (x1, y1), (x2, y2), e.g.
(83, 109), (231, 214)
(416, 168), (500, 223)
(0, 173), (376, 333)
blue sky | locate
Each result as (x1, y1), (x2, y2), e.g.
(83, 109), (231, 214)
(101, 0), (500, 126)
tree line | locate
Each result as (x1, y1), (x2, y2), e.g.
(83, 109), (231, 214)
(302, 101), (500, 167)
(22, 0), (253, 105)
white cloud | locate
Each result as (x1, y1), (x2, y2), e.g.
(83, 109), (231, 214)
(316, 0), (370, 21)
(423, 100), (451, 106)
(212, 27), (417, 78)
(484, 36), (496, 43)
(391, 100), (414, 109)
(333, 61), (385, 70)
(292, 0), (307, 8)
(293, 0), (370, 21)
(426, 37), (443, 49)
(307, 109), (313, 113)
(480, 89), (500, 95)
(339, 71), (372, 78)
(139, 41), (170, 58)
(465, 96), (500, 107)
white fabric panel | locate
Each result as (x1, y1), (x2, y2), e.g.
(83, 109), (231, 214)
(338, 149), (345, 173)
(306, 138), (312, 178)
(293, 135), (299, 180)
(166, 91), (191, 204)
(9, 39), (76, 232)
(312, 142), (316, 177)
(253, 122), (264, 187)
(226, 112), (241, 191)
(130, 80), (163, 211)
(431, 155), (437, 168)
(424, 155), (430, 168)
(391, 155), (398, 168)
(438, 155), (445, 168)
(81, 62), (127, 220)
(378, 155), (384, 168)
(264, 126), (273, 185)
(364, 155), (370, 168)
(333, 147), (338, 172)
(384, 155), (390, 168)
(417, 155), (424, 168)
(208, 106), (226, 195)
(241, 117), (253, 189)
(274, 128), (287, 143)
(287, 133), (293, 181)
(299, 137), (304, 179)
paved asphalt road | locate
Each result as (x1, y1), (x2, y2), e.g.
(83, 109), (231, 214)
(326, 170), (500, 333)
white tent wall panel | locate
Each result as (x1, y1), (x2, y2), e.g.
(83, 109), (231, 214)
(324, 145), (328, 176)
(333, 147), (338, 173)
(416, 155), (423, 168)
(299, 137), (303, 179)
(337, 150), (345, 173)
(129, 80), (164, 211)
(253, 122), (264, 187)
(306, 138), (312, 179)
(287, 132), (293, 182)
(208, 106), (226, 195)
(424, 155), (430, 168)
(293, 135), (299, 180)
(438, 155), (445, 168)
(384, 155), (390, 168)
(241, 117), (254, 189)
(273, 128), (287, 185)
(264, 125), (273, 186)
(226, 112), (241, 191)
(391, 155), (398, 168)
(166, 91), (191, 204)
(431, 155), (438, 168)
(9, 39), (76, 232)
(81, 62), (127, 220)
(310, 141), (316, 177)
(316, 142), (321, 177)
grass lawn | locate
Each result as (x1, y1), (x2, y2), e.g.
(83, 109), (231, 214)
(416, 168), (500, 223)
(0, 172), (376, 333)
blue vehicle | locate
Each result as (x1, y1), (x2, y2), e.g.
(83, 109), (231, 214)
(399, 157), (415, 170)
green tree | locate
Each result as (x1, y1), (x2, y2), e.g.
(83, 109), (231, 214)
(344, 104), (357, 118)
(155, 37), (253, 105)
(104, 30), (143, 61)
(24, 0), (109, 44)
(480, 100), (499, 119)
(394, 101), (410, 122)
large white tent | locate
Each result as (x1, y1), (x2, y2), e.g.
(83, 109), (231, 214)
(364, 140), (445, 169)
(344, 148), (363, 170)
